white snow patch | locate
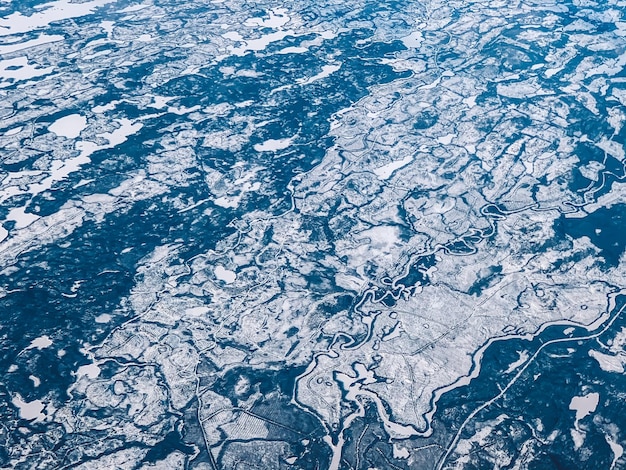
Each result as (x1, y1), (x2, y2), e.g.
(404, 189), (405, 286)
(92, 102), (116, 113)
(278, 46), (308, 54)
(401, 31), (423, 48)
(136, 34), (154, 42)
(588, 350), (625, 373)
(76, 363), (101, 379)
(214, 196), (240, 208)
(393, 444), (410, 459)
(48, 114), (87, 139)
(215, 265), (236, 284)
(118, 3), (149, 13)
(504, 351), (529, 374)
(100, 20), (114, 34)
(297, 64), (341, 85)
(0, 56), (54, 85)
(0, 0), (115, 37)
(0, 34), (64, 54)
(245, 8), (290, 28)
(497, 80), (552, 99)
(254, 137), (293, 152)
(607, 435), (624, 470)
(25, 335), (53, 351)
(230, 30), (294, 56)
(570, 392), (599, 424)
(437, 133), (456, 145)
(6, 206), (40, 229)
(374, 155), (413, 180)
(571, 428), (585, 450)
(101, 118), (142, 146)
(463, 95), (478, 107)
(21, 118), (143, 198)
(596, 137), (625, 161)
(5, 126), (23, 136)
(12, 394), (45, 421)
(186, 306), (210, 317)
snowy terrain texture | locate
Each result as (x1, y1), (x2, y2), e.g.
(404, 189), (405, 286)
(1, 0), (626, 468)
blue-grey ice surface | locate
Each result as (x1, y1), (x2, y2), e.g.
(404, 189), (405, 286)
(1, 0), (626, 468)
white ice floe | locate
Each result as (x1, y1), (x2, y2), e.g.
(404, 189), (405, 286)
(463, 95), (478, 107)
